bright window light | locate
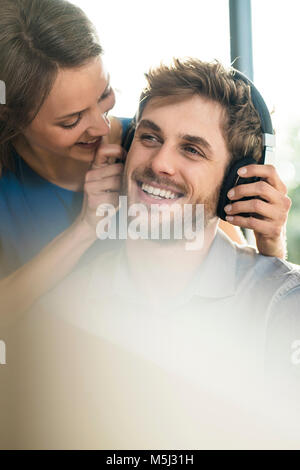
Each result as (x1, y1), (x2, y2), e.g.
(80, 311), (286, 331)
(72, 0), (230, 117)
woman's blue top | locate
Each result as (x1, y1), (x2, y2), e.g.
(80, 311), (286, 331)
(0, 117), (132, 278)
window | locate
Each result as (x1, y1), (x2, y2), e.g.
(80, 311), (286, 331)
(252, 0), (300, 261)
(73, 0), (300, 262)
(73, 0), (230, 116)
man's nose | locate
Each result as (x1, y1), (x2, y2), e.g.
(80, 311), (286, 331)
(150, 145), (176, 176)
(87, 110), (111, 136)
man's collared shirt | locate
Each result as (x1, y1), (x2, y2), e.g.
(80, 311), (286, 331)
(43, 229), (300, 397)
(15, 229), (300, 448)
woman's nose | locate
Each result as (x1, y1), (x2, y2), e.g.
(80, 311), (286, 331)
(88, 111), (111, 136)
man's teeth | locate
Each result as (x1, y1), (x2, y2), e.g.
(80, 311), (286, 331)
(141, 183), (178, 199)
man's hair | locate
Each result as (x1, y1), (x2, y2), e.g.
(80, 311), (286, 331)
(137, 58), (264, 164)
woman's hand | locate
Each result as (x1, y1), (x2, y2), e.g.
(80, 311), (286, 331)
(224, 164), (291, 259)
(78, 143), (125, 239)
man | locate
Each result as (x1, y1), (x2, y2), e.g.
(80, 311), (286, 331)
(83, 58), (300, 393)
(8, 59), (300, 449)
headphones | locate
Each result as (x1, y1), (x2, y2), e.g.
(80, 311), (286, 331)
(216, 69), (275, 220)
(122, 69), (275, 221)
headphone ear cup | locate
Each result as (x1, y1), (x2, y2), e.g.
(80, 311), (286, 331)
(122, 116), (137, 152)
(217, 156), (258, 220)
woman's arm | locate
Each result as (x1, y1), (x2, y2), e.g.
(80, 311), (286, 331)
(0, 142), (124, 319)
(0, 219), (96, 318)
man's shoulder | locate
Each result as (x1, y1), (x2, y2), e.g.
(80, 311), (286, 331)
(212, 230), (300, 309)
(236, 242), (300, 285)
(214, 229), (300, 287)
(231, 240), (300, 315)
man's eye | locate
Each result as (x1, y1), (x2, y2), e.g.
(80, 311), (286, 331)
(61, 114), (82, 129)
(139, 133), (159, 143)
(183, 145), (205, 158)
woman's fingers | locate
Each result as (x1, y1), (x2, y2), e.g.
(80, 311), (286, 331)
(91, 143), (126, 168)
(84, 175), (122, 195)
(227, 179), (291, 216)
(78, 143), (126, 232)
(227, 180), (278, 204)
(226, 164), (291, 219)
(236, 164), (288, 194)
(85, 163), (124, 182)
(225, 214), (282, 237)
(225, 164), (291, 258)
(224, 198), (288, 222)
(226, 184), (291, 219)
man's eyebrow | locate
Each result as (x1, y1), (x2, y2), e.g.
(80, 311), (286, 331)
(136, 119), (162, 133)
(180, 134), (212, 152)
(55, 79), (111, 121)
(136, 120), (213, 153)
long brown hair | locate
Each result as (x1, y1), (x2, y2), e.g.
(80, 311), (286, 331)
(0, 0), (103, 174)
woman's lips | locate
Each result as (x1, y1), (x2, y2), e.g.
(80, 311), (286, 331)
(75, 137), (102, 150)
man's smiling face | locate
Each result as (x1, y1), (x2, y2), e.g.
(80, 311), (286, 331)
(123, 94), (231, 227)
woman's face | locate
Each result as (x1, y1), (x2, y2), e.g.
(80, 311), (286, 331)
(20, 57), (115, 163)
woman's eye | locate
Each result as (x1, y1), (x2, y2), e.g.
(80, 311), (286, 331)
(61, 114), (82, 129)
(100, 87), (113, 101)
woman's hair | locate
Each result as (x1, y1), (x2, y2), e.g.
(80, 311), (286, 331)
(0, 0), (103, 173)
(137, 58), (263, 164)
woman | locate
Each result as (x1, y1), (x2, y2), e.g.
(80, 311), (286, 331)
(0, 0), (291, 316)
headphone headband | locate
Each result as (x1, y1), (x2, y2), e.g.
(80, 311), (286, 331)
(231, 69), (275, 164)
